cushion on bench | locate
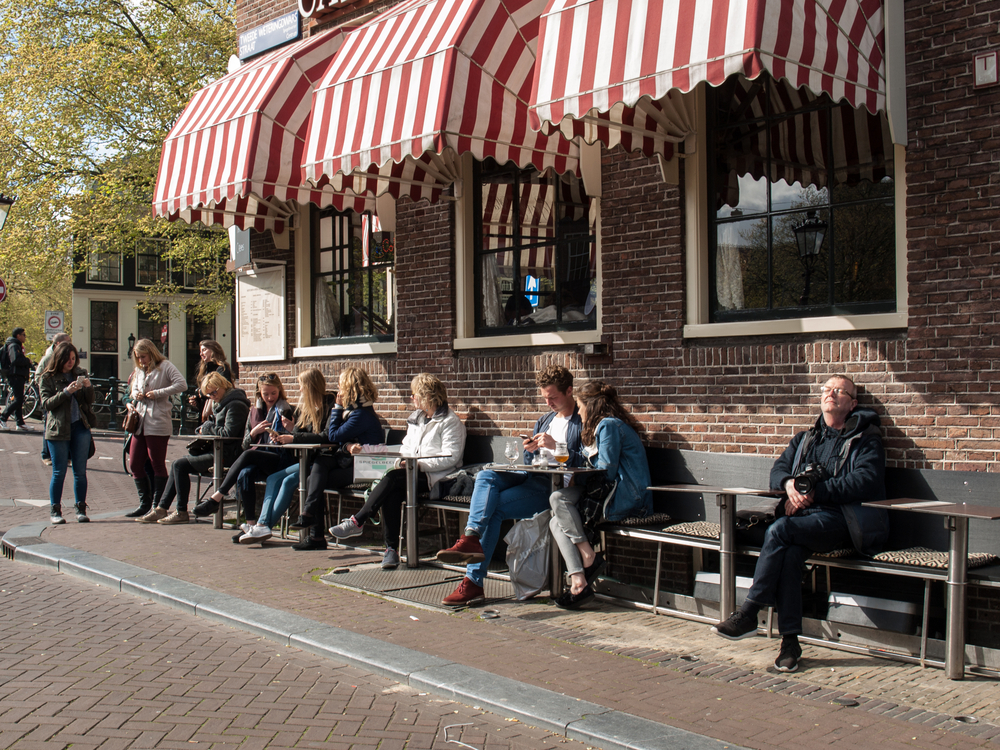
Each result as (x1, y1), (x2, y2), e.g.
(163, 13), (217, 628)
(872, 546), (1000, 569)
(662, 521), (720, 539)
(605, 512), (673, 529)
(811, 548), (857, 559)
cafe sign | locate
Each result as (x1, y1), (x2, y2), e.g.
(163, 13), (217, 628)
(298, 0), (378, 19)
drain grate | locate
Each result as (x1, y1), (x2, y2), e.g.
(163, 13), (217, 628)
(321, 563), (516, 610)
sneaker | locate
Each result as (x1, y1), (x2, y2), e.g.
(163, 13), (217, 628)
(435, 535), (485, 564)
(774, 636), (802, 673)
(288, 515), (311, 531)
(239, 524), (272, 544)
(329, 516), (363, 539)
(41, 457), (52, 466)
(158, 510), (190, 525)
(442, 577), (485, 607)
(15, 423), (36, 432)
(0, 419), (8, 431)
(231, 523), (252, 545)
(382, 548), (400, 569)
(711, 609), (759, 640)
(137, 507), (168, 524)
(291, 534), (329, 551)
(50, 511), (65, 525)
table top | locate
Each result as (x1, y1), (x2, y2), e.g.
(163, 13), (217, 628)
(487, 463), (600, 475)
(270, 442), (326, 450)
(192, 433), (243, 440)
(359, 451), (451, 460)
(649, 484), (782, 497)
(863, 498), (1000, 520)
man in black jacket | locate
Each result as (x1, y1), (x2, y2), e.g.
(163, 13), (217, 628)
(1, 327), (36, 431)
(711, 374), (888, 673)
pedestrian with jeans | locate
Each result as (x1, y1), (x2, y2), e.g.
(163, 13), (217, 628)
(38, 342), (96, 524)
(1, 327), (36, 431)
(433, 364), (582, 606)
(330, 373), (465, 570)
(711, 374), (888, 673)
(36, 333), (72, 464)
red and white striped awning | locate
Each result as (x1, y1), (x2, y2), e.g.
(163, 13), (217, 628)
(529, 0), (886, 157)
(152, 29), (350, 233)
(302, 0), (578, 199)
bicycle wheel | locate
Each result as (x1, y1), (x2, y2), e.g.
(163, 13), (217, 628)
(22, 383), (40, 420)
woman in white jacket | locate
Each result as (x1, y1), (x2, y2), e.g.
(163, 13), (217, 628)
(330, 372), (465, 569)
(123, 339), (187, 517)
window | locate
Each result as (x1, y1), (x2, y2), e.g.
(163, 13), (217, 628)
(87, 248), (122, 283)
(473, 159), (596, 336)
(136, 238), (171, 286)
(138, 304), (169, 360)
(90, 301), (118, 379)
(312, 208), (394, 343)
(707, 74), (895, 323)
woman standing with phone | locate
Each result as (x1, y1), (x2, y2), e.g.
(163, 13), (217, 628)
(39, 342), (97, 524)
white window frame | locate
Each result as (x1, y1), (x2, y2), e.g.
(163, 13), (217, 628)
(454, 152), (604, 350)
(681, 83), (908, 339)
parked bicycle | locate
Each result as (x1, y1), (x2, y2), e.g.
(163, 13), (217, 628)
(0, 367), (41, 421)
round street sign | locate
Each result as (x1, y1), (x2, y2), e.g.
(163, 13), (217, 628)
(0, 276), (6, 303)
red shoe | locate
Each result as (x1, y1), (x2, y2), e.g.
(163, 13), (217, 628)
(442, 578), (485, 607)
(435, 535), (485, 564)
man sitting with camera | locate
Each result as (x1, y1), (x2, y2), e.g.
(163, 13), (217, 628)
(711, 374), (888, 673)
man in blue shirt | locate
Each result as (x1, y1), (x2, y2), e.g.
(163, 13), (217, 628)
(436, 365), (583, 606)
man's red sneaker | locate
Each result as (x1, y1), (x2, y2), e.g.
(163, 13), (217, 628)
(435, 535), (485, 564)
(442, 577), (485, 607)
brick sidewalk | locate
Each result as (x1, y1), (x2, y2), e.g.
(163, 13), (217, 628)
(2, 429), (999, 749)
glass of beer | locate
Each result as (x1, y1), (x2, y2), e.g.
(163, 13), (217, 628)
(554, 442), (569, 464)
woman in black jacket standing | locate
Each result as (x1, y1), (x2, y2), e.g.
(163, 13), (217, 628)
(39, 342), (97, 524)
(139, 372), (249, 525)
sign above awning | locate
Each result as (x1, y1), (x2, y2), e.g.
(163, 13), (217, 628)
(529, 0), (887, 157)
(152, 28), (349, 233)
(302, 0), (579, 203)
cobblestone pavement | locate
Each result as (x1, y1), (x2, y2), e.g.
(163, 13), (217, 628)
(3, 428), (1000, 750)
(0, 556), (584, 750)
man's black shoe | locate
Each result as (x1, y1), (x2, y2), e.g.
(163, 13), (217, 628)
(291, 536), (328, 551)
(774, 636), (802, 672)
(711, 609), (758, 640)
(193, 499), (220, 518)
(288, 515), (312, 531)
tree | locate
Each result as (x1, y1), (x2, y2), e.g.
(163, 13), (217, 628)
(0, 0), (236, 350)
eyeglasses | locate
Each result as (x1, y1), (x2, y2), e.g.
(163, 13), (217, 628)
(820, 386), (855, 399)
(206, 388), (220, 398)
(258, 373), (280, 384)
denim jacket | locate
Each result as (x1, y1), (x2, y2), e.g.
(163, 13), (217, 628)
(586, 417), (652, 521)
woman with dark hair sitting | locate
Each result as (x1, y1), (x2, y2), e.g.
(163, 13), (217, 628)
(138, 371), (249, 525)
(329, 372), (465, 569)
(549, 380), (651, 609)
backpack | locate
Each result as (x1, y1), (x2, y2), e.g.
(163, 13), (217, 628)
(0, 342), (11, 377)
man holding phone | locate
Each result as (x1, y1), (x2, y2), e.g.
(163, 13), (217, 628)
(435, 364), (583, 606)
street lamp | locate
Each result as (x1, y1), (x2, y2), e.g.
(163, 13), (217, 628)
(794, 210), (828, 305)
(127, 333), (136, 358)
(0, 194), (15, 233)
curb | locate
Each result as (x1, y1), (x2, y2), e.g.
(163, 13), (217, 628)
(1, 521), (744, 750)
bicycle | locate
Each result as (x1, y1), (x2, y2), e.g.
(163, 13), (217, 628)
(1, 368), (41, 421)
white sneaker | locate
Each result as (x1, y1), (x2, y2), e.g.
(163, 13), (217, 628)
(0, 419), (9, 431)
(15, 423), (36, 432)
(239, 524), (272, 544)
(329, 516), (363, 539)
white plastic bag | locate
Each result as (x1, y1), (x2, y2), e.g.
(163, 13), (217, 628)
(504, 510), (551, 600)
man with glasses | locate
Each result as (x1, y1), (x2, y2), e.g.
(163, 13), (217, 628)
(711, 374), (888, 673)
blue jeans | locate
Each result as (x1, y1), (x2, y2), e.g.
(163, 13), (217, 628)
(745, 507), (852, 635)
(465, 470), (552, 586)
(257, 464), (300, 528)
(46, 421), (91, 509)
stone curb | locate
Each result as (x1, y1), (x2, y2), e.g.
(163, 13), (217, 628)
(1, 522), (744, 750)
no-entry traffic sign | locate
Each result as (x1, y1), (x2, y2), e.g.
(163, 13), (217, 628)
(44, 310), (64, 334)
(0, 276), (6, 303)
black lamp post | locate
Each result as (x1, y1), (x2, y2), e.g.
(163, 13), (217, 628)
(0, 194), (15, 233)
(127, 333), (136, 358)
(794, 210), (827, 305)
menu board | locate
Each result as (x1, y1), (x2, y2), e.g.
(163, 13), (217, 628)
(236, 266), (285, 362)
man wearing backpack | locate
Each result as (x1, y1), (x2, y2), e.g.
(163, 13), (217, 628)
(1, 327), (36, 431)
(711, 374), (888, 673)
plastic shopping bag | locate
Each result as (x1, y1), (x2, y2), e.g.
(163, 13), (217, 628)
(504, 510), (551, 600)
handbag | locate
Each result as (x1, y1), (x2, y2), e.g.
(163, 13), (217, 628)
(578, 473), (617, 531)
(122, 409), (141, 433)
(735, 507), (778, 547)
(186, 438), (212, 456)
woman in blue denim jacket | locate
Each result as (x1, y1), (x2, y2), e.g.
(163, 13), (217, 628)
(549, 380), (651, 609)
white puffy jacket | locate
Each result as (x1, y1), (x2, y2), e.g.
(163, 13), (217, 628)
(400, 406), (465, 489)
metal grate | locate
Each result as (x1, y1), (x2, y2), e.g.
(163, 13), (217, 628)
(320, 563), (515, 610)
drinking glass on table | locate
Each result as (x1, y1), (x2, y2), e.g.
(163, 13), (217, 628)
(553, 442), (569, 464)
(504, 438), (520, 467)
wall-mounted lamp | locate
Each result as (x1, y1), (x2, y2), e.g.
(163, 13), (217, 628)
(127, 333), (136, 358)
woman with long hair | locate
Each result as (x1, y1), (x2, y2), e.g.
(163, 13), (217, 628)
(39, 342), (97, 524)
(187, 339), (234, 422)
(549, 380), (651, 609)
(238, 368), (336, 545)
(193, 372), (296, 540)
(138, 372), (250, 524)
(290, 366), (385, 551)
(124, 339), (187, 518)
(329, 373), (465, 569)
